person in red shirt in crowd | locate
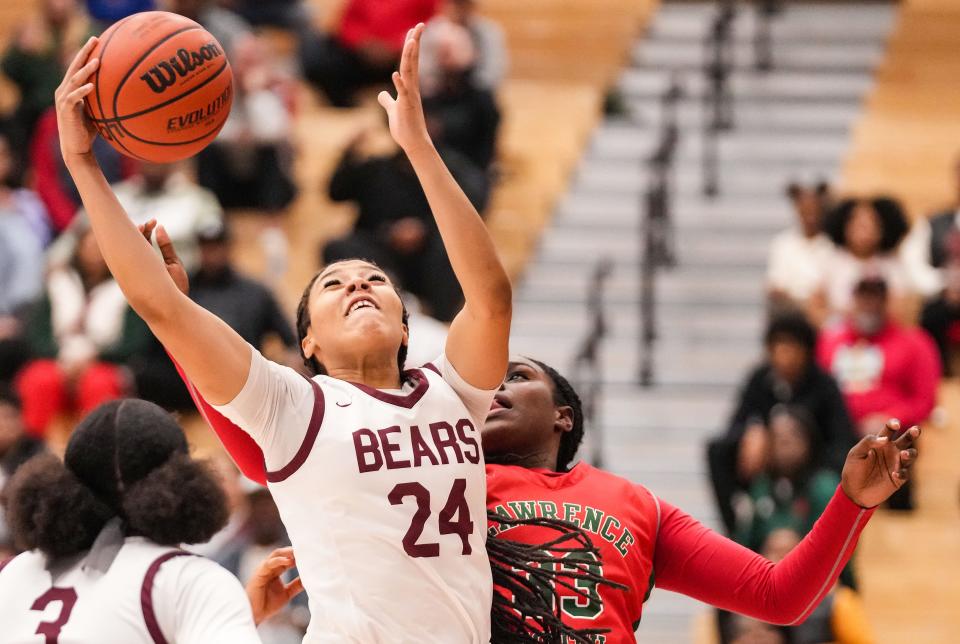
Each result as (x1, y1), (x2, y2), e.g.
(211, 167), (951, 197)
(817, 275), (938, 510)
(300, 0), (439, 107)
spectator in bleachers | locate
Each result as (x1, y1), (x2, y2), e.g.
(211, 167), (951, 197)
(29, 106), (129, 233)
(420, 0), (508, 95)
(734, 406), (840, 553)
(299, 0), (438, 107)
(817, 197), (913, 320)
(322, 128), (488, 322)
(0, 387), (46, 557)
(921, 262), (960, 377)
(924, 155), (960, 270)
(0, 133), (48, 385)
(55, 160), (223, 273)
(196, 35), (297, 215)
(761, 528), (875, 644)
(706, 311), (857, 535)
(1, 0), (89, 149)
(15, 225), (150, 438)
(85, 0), (154, 25)
(189, 222), (297, 353)
(766, 181), (833, 308)
(229, 0), (309, 31)
(421, 21), (500, 171)
(162, 0), (252, 56)
(0, 130), (52, 248)
(818, 276), (939, 510)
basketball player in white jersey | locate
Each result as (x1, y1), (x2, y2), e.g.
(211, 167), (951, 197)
(0, 399), (302, 644)
(55, 22), (511, 643)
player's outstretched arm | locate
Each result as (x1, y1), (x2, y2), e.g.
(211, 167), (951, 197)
(378, 24), (511, 390)
(653, 420), (919, 625)
(55, 37), (250, 405)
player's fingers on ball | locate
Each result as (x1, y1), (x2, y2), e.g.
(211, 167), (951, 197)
(65, 84), (94, 105)
(65, 36), (97, 78)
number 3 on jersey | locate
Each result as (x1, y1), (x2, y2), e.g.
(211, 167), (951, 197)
(389, 478), (473, 557)
(31, 587), (78, 644)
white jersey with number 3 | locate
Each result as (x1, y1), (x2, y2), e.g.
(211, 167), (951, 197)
(213, 349), (494, 643)
(0, 537), (259, 644)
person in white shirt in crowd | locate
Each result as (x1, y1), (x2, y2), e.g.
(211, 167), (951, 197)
(815, 196), (918, 323)
(50, 160), (224, 275)
(767, 181), (834, 308)
(419, 0), (507, 96)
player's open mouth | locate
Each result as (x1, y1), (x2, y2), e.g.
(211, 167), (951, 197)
(345, 296), (378, 316)
(490, 395), (511, 412)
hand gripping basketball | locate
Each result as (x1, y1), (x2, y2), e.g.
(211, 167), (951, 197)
(55, 36), (101, 160)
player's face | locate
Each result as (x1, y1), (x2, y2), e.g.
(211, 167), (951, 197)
(481, 359), (572, 465)
(302, 260), (408, 371)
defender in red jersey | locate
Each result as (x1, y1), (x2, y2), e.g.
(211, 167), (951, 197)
(481, 358), (918, 642)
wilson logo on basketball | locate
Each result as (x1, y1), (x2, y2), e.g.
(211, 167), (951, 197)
(139, 42), (224, 94)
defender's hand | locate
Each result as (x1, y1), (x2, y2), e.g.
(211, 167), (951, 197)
(841, 419), (920, 508)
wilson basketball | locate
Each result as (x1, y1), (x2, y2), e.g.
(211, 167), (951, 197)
(85, 11), (233, 163)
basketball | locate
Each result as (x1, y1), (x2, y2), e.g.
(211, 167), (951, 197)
(84, 11), (233, 163)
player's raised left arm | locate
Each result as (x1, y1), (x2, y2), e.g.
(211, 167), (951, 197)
(378, 24), (511, 390)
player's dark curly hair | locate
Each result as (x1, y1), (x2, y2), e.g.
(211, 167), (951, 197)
(530, 360), (584, 472)
(487, 512), (627, 643)
(4, 400), (228, 559)
(823, 196), (909, 253)
(296, 259), (410, 376)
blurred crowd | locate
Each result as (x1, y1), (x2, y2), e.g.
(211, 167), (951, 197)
(0, 0), (507, 640)
(707, 164), (960, 643)
(3, 1), (958, 643)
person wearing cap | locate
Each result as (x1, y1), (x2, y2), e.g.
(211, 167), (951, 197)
(817, 276), (940, 509)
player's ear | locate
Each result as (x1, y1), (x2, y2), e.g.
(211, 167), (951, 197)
(554, 406), (574, 435)
(301, 332), (319, 363)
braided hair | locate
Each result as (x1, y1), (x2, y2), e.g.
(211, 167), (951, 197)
(487, 512), (627, 643)
(295, 260), (410, 376)
(530, 359), (584, 472)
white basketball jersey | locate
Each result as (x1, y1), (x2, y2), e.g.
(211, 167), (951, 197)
(214, 353), (493, 643)
(0, 537), (258, 644)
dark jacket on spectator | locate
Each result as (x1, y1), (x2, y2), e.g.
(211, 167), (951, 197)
(424, 81), (500, 170)
(189, 267), (296, 349)
(723, 363), (858, 472)
(928, 209), (960, 268)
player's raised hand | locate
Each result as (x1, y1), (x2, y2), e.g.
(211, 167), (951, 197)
(377, 24), (431, 154)
(137, 219), (190, 295)
(841, 419), (920, 508)
(245, 547), (304, 626)
(55, 36), (100, 159)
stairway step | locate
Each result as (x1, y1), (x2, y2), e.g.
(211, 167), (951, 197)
(624, 100), (859, 133)
(634, 40), (883, 74)
(619, 68), (874, 103)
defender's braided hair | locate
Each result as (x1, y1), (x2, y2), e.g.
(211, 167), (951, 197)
(487, 512), (627, 643)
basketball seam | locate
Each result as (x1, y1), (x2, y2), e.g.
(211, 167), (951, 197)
(92, 13), (137, 121)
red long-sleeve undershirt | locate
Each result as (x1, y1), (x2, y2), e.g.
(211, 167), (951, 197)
(176, 363), (873, 628)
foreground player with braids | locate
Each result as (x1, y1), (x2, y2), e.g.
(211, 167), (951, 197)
(181, 354), (919, 641)
(56, 25), (510, 642)
(0, 400), (303, 642)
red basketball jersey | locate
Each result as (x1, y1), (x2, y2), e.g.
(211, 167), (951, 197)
(486, 463), (660, 643)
